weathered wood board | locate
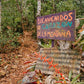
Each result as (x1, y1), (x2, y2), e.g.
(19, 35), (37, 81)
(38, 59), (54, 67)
(35, 48), (81, 77)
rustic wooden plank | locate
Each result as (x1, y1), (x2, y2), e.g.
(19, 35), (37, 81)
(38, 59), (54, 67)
(35, 48), (81, 77)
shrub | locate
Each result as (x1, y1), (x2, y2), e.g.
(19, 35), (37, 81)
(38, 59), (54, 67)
(0, 29), (20, 53)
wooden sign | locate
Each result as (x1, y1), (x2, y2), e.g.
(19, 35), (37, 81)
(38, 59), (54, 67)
(35, 48), (81, 77)
(37, 10), (75, 41)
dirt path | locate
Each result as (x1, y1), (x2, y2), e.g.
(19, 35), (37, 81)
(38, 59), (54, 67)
(0, 31), (38, 84)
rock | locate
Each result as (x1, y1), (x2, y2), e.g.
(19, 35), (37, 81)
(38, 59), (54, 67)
(12, 65), (17, 69)
(0, 70), (6, 77)
(4, 65), (8, 70)
(45, 75), (56, 84)
(21, 71), (36, 84)
(15, 60), (19, 64)
(18, 55), (23, 58)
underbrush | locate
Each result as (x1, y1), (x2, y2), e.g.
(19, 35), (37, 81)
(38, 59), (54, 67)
(0, 29), (20, 53)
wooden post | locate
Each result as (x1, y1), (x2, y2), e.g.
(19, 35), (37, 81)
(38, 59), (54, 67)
(0, 0), (1, 32)
(52, 0), (55, 47)
(52, 40), (54, 47)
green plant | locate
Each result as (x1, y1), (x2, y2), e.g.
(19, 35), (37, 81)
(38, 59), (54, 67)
(39, 40), (51, 48)
(68, 71), (84, 84)
(1, 0), (23, 53)
(0, 29), (20, 53)
(2, 0), (22, 32)
(73, 23), (84, 51)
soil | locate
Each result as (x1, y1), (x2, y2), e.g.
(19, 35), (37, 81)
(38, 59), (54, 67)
(0, 31), (38, 84)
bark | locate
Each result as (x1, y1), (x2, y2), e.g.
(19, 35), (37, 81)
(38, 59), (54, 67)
(79, 0), (82, 15)
(16, 0), (22, 14)
(37, 0), (41, 16)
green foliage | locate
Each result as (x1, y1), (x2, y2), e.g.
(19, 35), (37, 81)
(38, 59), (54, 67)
(24, 0), (37, 24)
(40, 0), (83, 17)
(0, 29), (20, 53)
(56, 0), (79, 13)
(2, 0), (84, 31)
(39, 40), (51, 48)
(71, 74), (81, 84)
(1, 0), (84, 51)
(68, 71), (84, 84)
(1, 0), (22, 53)
(75, 20), (84, 51)
(2, 0), (22, 32)
(69, 71), (72, 80)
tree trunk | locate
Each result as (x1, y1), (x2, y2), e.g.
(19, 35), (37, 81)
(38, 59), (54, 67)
(37, 0), (41, 16)
(0, 1), (1, 32)
(79, 0), (82, 15)
(37, 0), (41, 48)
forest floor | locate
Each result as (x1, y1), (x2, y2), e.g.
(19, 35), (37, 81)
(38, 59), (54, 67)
(0, 30), (38, 84)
